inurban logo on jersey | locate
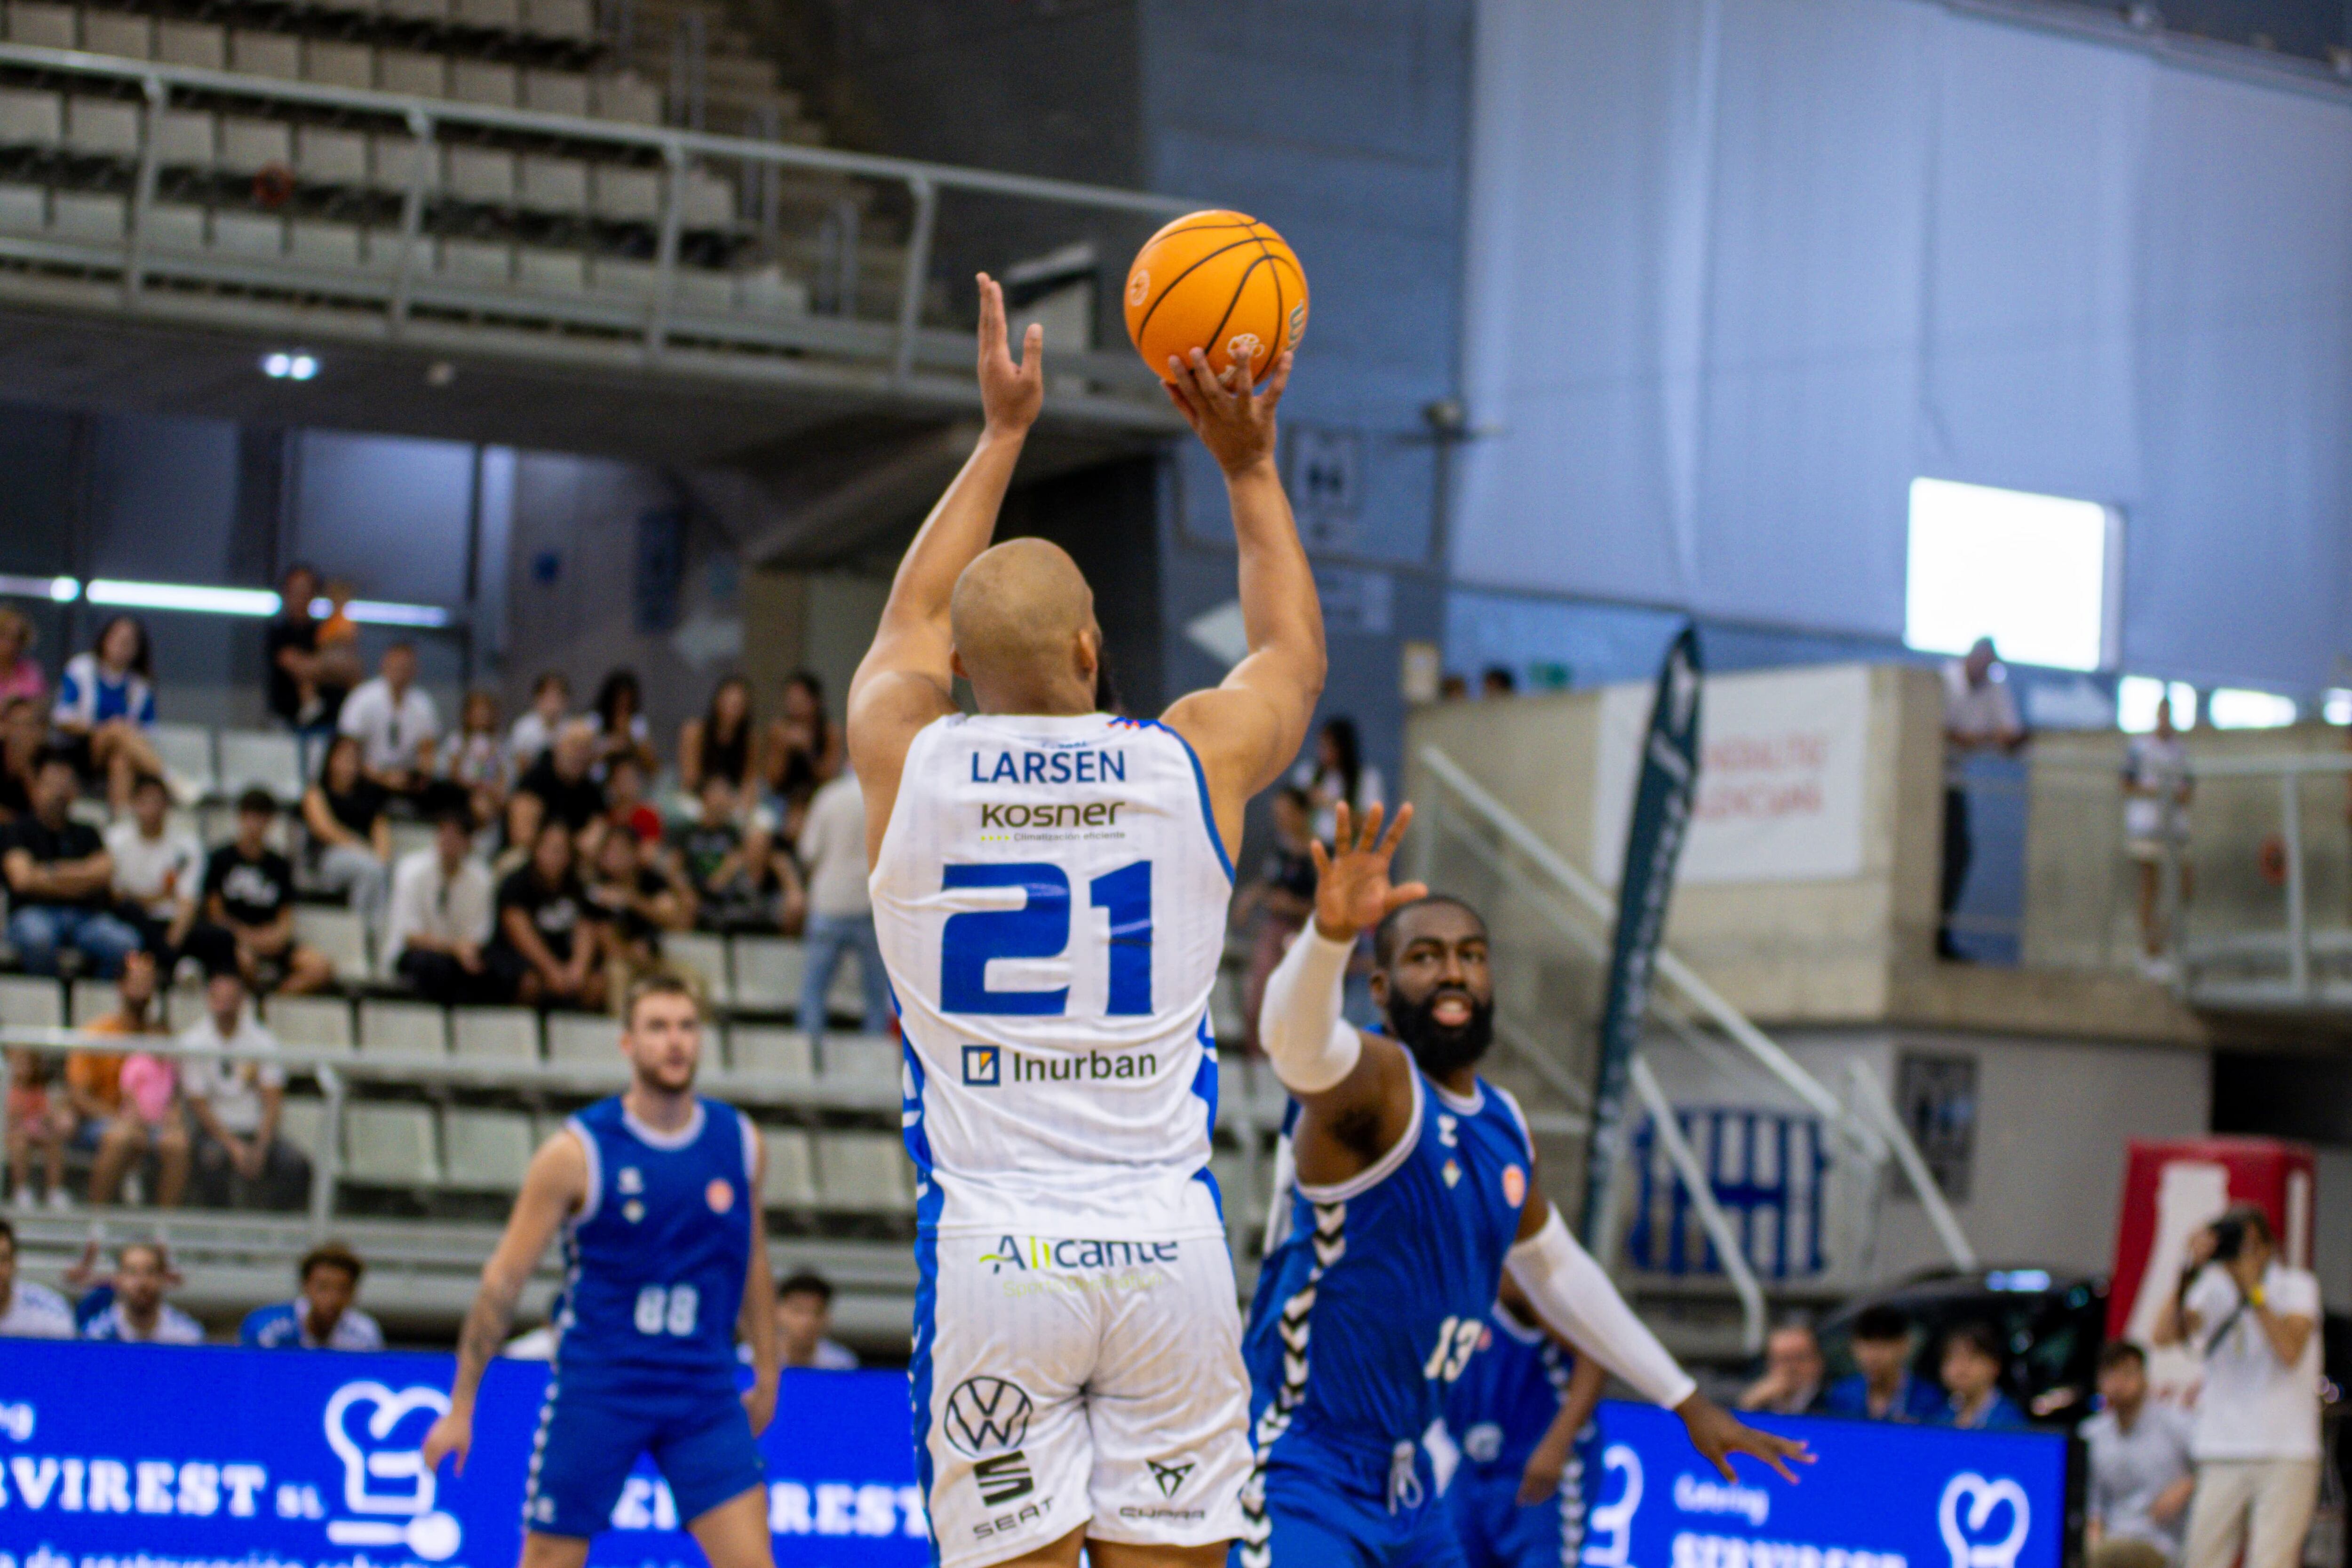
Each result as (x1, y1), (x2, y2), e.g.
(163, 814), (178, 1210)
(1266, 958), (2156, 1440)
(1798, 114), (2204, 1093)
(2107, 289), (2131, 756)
(980, 1235), (1182, 1273)
(969, 748), (1128, 785)
(961, 1045), (1159, 1086)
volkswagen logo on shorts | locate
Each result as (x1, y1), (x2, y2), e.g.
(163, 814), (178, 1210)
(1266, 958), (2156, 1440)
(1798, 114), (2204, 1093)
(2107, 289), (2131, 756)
(945, 1376), (1033, 1457)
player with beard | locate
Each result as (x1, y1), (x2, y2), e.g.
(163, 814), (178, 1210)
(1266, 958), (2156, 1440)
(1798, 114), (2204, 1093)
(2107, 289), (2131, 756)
(1234, 805), (1808, 1568)
(422, 976), (780, 1568)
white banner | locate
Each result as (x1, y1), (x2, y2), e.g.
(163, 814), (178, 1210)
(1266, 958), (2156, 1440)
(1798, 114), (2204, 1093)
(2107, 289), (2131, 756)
(1594, 664), (1870, 885)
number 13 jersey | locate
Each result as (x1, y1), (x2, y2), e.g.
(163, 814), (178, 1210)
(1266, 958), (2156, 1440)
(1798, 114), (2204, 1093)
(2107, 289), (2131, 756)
(871, 712), (1235, 1237)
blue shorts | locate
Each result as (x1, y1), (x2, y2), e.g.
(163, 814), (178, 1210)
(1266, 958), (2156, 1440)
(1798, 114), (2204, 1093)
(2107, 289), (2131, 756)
(1447, 1462), (1587, 1568)
(523, 1385), (763, 1539)
(1236, 1442), (1466, 1568)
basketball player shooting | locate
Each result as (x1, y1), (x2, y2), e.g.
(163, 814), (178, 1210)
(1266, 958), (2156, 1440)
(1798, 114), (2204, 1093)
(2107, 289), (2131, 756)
(848, 275), (1324, 1568)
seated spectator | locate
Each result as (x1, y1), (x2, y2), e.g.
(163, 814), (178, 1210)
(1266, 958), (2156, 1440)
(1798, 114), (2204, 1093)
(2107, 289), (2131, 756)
(1823, 1304), (1947, 1421)
(0, 1217), (73, 1337)
(302, 734), (392, 943)
(763, 671), (842, 822)
(6, 1047), (70, 1211)
(488, 819), (608, 1011)
(589, 825), (691, 1005)
(52, 613), (165, 814)
(587, 668), (657, 779)
(239, 1241), (382, 1350)
(507, 670), (569, 774)
(604, 754), (663, 845)
(82, 1240), (203, 1342)
(265, 564), (357, 755)
(445, 688), (508, 825)
(106, 771), (203, 961)
(516, 720), (606, 837)
(2085, 1341), (2195, 1565)
(77, 949), (189, 1209)
(180, 968), (308, 1210)
(0, 694), (42, 819)
(2, 745), (140, 977)
(675, 774), (800, 934)
(775, 1270), (858, 1369)
(1936, 1320), (2029, 1430)
(798, 764), (887, 1044)
(1738, 1318), (1828, 1415)
(338, 642), (440, 798)
(492, 787), (544, 881)
(388, 806), (499, 1006)
(193, 789), (332, 996)
(679, 674), (758, 795)
(0, 607), (45, 706)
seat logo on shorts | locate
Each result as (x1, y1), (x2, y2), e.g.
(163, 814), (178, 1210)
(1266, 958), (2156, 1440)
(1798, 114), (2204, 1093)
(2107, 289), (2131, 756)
(1148, 1458), (1193, 1499)
(944, 1376), (1033, 1457)
(962, 1045), (1001, 1087)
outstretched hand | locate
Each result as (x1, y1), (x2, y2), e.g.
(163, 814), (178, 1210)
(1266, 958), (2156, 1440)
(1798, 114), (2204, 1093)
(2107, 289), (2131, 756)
(1165, 346), (1291, 476)
(1311, 801), (1428, 944)
(1677, 1394), (1813, 1484)
(975, 273), (1043, 437)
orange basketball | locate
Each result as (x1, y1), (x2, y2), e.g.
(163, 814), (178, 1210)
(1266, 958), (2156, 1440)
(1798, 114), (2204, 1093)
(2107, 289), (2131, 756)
(1124, 209), (1307, 384)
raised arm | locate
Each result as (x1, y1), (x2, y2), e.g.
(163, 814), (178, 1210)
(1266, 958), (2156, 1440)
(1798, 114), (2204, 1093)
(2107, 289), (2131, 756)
(1160, 349), (1327, 852)
(847, 273), (1044, 863)
(421, 1129), (586, 1475)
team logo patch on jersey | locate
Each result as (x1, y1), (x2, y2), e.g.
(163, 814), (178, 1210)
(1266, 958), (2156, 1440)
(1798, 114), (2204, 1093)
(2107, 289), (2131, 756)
(622, 1200), (644, 1224)
(1148, 1458), (1194, 1499)
(706, 1178), (735, 1214)
(1502, 1164), (1527, 1207)
(618, 1166), (644, 1194)
(1443, 1160), (1461, 1188)
(944, 1376), (1033, 1457)
(962, 1045), (1001, 1086)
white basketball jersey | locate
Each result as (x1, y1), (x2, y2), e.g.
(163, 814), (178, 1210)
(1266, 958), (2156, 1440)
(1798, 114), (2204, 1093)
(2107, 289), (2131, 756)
(871, 712), (1234, 1237)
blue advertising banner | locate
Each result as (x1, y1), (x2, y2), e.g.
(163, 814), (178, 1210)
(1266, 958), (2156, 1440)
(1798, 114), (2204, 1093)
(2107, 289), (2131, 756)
(0, 1342), (924, 1568)
(1581, 1402), (2071, 1568)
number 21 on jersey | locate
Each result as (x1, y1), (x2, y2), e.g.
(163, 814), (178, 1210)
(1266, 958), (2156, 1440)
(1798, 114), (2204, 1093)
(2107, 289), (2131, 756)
(940, 860), (1152, 1018)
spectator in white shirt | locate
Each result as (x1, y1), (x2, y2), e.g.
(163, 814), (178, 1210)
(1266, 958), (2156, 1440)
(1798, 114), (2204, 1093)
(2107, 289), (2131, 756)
(796, 767), (887, 1043)
(506, 671), (570, 773)
(388, 806), (499, 1006)
(338, 642), (440, 796)
(0, 1218), (74, 1337)
(238, 1241), (384, 1351)
(2085, 1341), (2196, 1566)
(2154, 1206), (2322, 1568)
(180, 970), (310, 1210)
(2123, 696), (2193, 967)
(1938, 637), (2026, 959)
(104, 771), (203, 958)
(82, 1240), (203, 1344)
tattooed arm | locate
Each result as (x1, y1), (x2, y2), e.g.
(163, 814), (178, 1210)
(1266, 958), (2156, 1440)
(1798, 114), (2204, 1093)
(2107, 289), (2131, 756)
(421, 1129), (587, 1475)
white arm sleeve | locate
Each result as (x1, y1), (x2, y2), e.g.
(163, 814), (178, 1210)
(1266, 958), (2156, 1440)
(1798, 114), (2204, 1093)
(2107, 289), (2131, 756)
(1256, 923), (1362, 1094)
(1506, 1206), (1698, 1409)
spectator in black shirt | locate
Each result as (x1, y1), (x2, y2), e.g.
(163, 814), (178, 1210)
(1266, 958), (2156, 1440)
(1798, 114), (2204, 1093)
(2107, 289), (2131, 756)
(487, 819), (607, 1010)
(300, 735), (391, 947)
(192, 789), (332, 996)
(588, 826), (691, 1001)
(265, 564), (357, 739)
(2, 746), (140, 977)
(514, 721), (605, 840)
(673, 774), (797, 933)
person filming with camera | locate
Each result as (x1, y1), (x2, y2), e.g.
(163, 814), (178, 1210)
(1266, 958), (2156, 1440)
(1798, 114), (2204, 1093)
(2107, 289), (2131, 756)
(2152, 1204), (2321, 1568)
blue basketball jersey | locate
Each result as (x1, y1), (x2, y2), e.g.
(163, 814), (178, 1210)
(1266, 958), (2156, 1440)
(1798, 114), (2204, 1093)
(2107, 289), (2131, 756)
(1243, 1071), (1535, 1474)
(1444, 1305), (1570, 1478)
(556, 1096), (756, 1402)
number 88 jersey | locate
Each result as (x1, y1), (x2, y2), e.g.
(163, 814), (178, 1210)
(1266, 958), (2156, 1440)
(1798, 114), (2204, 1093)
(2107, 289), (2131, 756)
(871, 713), (1236, 1238)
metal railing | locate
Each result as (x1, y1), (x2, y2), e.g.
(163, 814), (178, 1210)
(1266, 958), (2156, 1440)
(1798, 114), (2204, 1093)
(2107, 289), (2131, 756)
(0, 40), (1189, 423)
(2157, 750), (2352, 1011)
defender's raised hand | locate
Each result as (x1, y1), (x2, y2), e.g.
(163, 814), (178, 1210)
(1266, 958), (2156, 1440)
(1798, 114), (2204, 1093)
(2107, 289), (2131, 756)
(1311, 801), (1427, 943)
(1165, 345), (1291, 476)
(975, 273), (1043, 437)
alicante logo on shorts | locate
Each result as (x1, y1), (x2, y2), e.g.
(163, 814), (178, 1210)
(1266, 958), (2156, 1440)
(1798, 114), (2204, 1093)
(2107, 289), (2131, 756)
(944, 1377), (1033, 1457)
(981, 1236), (1182, 1273)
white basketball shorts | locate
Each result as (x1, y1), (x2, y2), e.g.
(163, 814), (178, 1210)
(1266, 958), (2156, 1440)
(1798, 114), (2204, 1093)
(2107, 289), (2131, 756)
(915, 1226), (1251, 1568)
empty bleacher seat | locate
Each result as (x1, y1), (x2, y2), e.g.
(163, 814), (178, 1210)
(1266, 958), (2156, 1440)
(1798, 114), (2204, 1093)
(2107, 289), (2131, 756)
(592, 72), (662, 126)
(447, 146), (516, 203)
(453, 0), (520, 30)
(452, 1006), (540, 1061)
(275, 1094), (326, 1163)
(516, 247), (585, 290)
(220, 119), (294, 176)
(814, 1131), (912, 1213)
(263, 994), (353, 1052)
(441, 1107), (533, 1190)
(726, 1025), (810, 1077)
(450, 60), (517, 107)
(163, 985), (206, 1031)
(294, 907), (370, 980)
(68, 978), (118, 1026)
(343, 1103), (439, 1185)
(304, 40), (374, 92)
(730, 936), (803, 1011)
(524, 0), (593, 38)
(7, 1), (75, 47)
(148, 724), (216, 798)
(155, 21), (226, 69)
(592, 165), (660, 221)
(290, 220), (364, 268)
(296, 126), (371, 185)
(53, 192), (125, 242)
(215, 211), (288, 259)
(216, 730), (304, 802)
(65, 98), (141, 158)
(544, 1010), (615, 1065)
(156, 110), (216, 167)
(760, 1127), (816, 1206)
(229, 32), (303, 82)
(359, 999), (447, 1055)
(0, 185), (40, 229)
(82, 11), (151, 58)
(820, 1033), (898, 1086)
(522, 69), (589, 117)
(665, 931), (729, 1005)
(0, 975), (64, 1030)
(378, 50), (448, 98)
(0, 88), (62, 148)
(518, 155), (588, 214)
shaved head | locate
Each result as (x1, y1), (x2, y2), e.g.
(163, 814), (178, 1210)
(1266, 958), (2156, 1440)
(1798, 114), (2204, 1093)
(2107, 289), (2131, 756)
(950, 538), (1101, 713)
